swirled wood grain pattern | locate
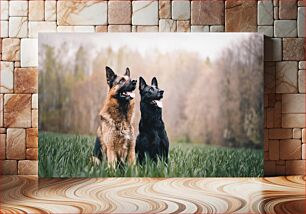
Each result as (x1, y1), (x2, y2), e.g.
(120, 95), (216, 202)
(0, 176), (305, 213)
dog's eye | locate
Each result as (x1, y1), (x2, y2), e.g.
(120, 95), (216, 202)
(119, 78), (125, 84)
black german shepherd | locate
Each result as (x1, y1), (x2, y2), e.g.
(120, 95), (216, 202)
(135, 77), (169, 164)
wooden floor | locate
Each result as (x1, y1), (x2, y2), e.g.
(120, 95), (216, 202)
(0, 176), (305, 214)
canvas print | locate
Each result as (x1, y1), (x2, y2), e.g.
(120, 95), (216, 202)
(38, 33), (264, 177)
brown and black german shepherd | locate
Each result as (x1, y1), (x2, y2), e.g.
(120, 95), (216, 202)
(92, 66), (137, 168)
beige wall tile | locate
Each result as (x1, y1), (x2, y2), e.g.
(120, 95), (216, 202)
(0, 134), (6, 159)
(32, 94), (38, 109)
(258, 0), (273, 25)
(172, 1), (190, 21)
(282, 114), (305, 128)
(1, 21), (9, 37)
(26, 128), (38, 148)
(108, 25), (131, 32)
(108, 1), (131, 24)
(191, 0), (224, 25)
(282, 94), (305, 114)
(26, 148), (38, 160)
(136, 26), (159, 32)
(269, 129), (292, 139)
(9, 17), (28, 38)
(132, 1), (158, 25)
(21, 38), (38, 67)
(57, 1), (107, 25)
(159, 1), (171, 19)
(32, 110), (38, 128)
(264, 160), (276, 176)
(4, 94), (31, 128)
(45, 1), (56, 21)
(298, 70), (305, 93)
(9, 1), (28, 17)
(0, 160), (17, 175)
(18, 160), (38, 175)
(57, 26), (95, 32)
(276, 61), (298, 93)
(285, 160), (305, 175)
(293, 128), (302, 139)
(29, 21), (57, 38)
(280, 139), (302, 160)
(269, 140), (279, 160)
(95, 26), (108, 32)
(14, 68), (38, 93)
(226, 0), (257, 32)
(29, 1), (44, 21)
(283, 38), (305, 61)
(2, 38), (20, 61)
(6, 128), (26, 159)
(0, 62), (14, 93)
(0, 95), (3, 127)
(279, 0), (297, 19)
(159, 19), (177, 32)
(0, 1), (9, 21)
(177, 20), (190, 32)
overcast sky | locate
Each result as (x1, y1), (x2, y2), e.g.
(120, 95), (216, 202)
(39, 33), (260, 61)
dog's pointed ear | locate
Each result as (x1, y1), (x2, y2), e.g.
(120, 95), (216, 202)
(139, 77), (147, 91)
(151, 77), (158, 88)
(125, 67), (130, 77)
(106, 66), (117, 88)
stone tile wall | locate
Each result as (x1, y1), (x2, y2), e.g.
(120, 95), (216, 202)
(0, 0), (305, 176)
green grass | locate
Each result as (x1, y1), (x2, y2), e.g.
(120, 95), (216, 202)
(39, 132), (263, 178)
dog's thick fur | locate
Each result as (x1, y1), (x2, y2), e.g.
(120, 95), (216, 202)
(93, 66), (137, 168)
(135, 77), (169, 164)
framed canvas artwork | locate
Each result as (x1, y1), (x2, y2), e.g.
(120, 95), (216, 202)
(38, 33), (264, 177)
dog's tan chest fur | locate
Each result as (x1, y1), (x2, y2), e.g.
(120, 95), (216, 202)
(97, 95), (136, 167)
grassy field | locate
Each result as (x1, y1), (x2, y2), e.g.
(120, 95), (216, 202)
(39, 132), (263, 178)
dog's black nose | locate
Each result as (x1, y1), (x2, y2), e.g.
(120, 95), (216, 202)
(132, 80), (137, 85)
(160, 90), (164, 95)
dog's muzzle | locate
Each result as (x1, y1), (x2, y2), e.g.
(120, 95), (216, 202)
(120, 80), (137, 99)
